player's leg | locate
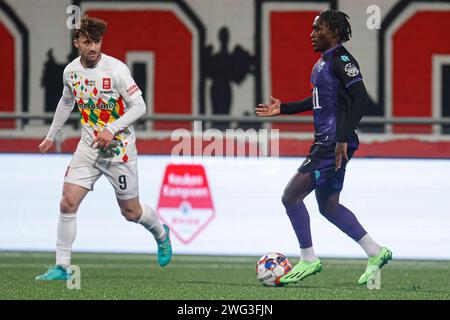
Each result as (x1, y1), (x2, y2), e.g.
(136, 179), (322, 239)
(116, 196), (172, 267)
(315, 186), (369, 245)
(279, 168), (323, 284)
(315, 173), (392, 284)
(281, 170), (316, 260)
(314, 146), (383, 255)
(35, 182), (90, 281)
(57, 182), (90, 266)
(36, 149), (100, 281)
(116, 196), (165, 241)
(103, 159), (172, 267)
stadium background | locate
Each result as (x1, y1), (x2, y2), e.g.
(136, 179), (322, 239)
(0, 0), (449, 263)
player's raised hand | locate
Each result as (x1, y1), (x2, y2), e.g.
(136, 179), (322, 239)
(335, 142), (349, 171)
(256, 96), (281, 117)
(38, 139), (54, 154)
(91, 128), (114, 149)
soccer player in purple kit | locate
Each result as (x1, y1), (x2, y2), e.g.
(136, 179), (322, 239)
(256, 10), (392, 285)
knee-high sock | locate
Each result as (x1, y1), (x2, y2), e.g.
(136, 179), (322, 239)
(56, 212), (77, 269)
(322, 204), (367, 242)
(285, 202), (313, 249)
(137, 204), (166, 242)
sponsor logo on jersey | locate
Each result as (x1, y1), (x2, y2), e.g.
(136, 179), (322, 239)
(340, 55), (350, 62)
(102, 78), (111, 89)
(126, 83), (140, 97)
(344, 63), (359, 77)
(77, 101), (115, 110)
(314, 170), (321, 180)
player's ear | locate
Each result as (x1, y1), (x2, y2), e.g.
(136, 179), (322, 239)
(73, 39), (79, 49)
(331, 30), (339, 40)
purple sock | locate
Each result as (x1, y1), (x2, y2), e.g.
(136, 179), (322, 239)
(322, 204), (367, 241)
(285, 202), (313, 248)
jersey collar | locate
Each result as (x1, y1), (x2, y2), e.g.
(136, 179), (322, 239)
(322, 44), (343, 57)
(80, 52), (104, 70)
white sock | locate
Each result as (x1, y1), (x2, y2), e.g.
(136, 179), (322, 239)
(56, 212), (77, 269)
(358, 234), (382, 257)
(300, 247), (318, 262)
(137, 204), (166, 242)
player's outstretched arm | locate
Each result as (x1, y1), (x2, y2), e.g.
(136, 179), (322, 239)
(280, 96), (313, 114)
(256, 96), (313, 117)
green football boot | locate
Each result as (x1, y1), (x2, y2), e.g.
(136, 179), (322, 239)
(358, 247), (392, 285)
(157, 224), (172, 267)
(35, 265), (70, 281)
(280, 259), (322, 284)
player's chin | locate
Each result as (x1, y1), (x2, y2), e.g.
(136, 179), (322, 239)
(87, 53), (99, 61)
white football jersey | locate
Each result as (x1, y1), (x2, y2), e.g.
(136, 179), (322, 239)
(63, 53), (142, 162)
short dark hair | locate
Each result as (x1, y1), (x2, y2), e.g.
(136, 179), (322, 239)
(319, 10), (352, 43)
(73, 15), (107, 41)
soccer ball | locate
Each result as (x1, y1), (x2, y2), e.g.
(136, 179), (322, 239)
(256, 252), (292, 287)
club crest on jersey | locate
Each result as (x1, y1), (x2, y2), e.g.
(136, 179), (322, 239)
(318, 61), (325, 72)
(344, 63), (359, 77)
(102, 78), (111, 89)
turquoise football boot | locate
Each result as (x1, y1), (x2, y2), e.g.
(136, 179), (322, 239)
(157, 224), (172, 267)
(35, 265), (70, 281)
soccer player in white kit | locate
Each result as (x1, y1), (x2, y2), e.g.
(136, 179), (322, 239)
(36, 16), (172, 281)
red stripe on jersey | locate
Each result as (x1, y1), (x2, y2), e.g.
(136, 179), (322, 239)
(117, 97), (125, 116)
(81, 110), (89, 123)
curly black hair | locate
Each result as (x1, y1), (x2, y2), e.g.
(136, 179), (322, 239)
(319, 10), (352, 43)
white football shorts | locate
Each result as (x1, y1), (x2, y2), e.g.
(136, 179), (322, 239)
(64, 146), (139, 200)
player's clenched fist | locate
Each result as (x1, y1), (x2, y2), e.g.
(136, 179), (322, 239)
(91, 128), (114, 149)
(39, 139), (54, 154)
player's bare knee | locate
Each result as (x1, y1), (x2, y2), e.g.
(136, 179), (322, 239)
(121, 207), (140, 222)
(60, 196), (79, 213)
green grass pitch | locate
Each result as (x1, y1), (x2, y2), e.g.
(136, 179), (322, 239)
(0, 251), (449, 300)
